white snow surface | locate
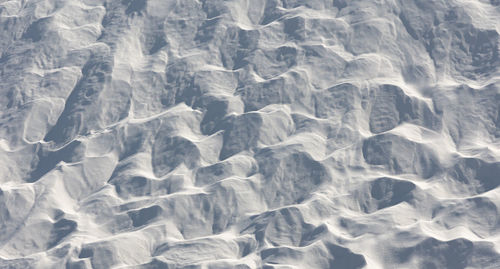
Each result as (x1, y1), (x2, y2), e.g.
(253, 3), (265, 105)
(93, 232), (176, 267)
(0, 0), (500, 268)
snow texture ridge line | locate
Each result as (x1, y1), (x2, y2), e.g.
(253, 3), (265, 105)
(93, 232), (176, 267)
(0, 0), (499, 268)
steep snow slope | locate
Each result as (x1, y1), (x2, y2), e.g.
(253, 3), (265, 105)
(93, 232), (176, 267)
(0, 0), (499, 268)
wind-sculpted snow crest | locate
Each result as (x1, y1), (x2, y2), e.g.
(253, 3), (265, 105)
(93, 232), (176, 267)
(0, 0), (499, 268)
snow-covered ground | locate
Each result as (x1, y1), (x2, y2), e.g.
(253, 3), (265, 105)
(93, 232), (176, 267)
(0, 0), (499, 268)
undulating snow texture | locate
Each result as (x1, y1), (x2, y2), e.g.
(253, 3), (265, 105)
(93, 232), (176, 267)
(0, 0), (500, 268)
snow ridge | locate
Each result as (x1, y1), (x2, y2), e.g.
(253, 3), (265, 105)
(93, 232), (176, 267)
(0, 0), (499, 268)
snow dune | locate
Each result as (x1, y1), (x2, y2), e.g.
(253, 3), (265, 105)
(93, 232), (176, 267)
(0, 0), (499, 268)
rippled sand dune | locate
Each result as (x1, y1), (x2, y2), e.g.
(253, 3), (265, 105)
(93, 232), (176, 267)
(0, 0), (499, 268)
